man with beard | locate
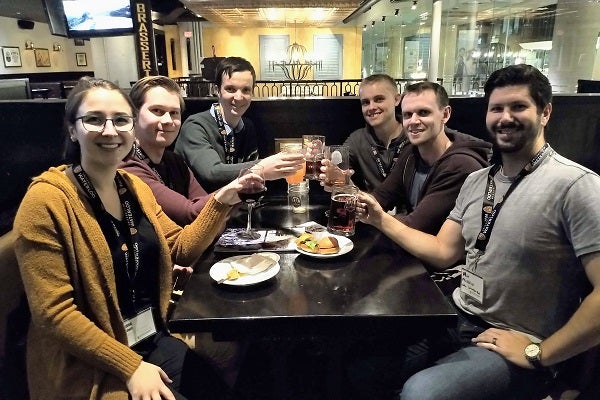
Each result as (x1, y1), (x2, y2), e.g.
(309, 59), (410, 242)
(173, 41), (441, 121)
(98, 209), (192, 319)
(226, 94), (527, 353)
(175, 57), (304, 192)
(356, 64), (600, 399)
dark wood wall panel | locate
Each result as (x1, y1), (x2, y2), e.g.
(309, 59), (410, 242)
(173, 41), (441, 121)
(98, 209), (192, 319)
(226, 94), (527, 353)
(2, 94), (599, 234)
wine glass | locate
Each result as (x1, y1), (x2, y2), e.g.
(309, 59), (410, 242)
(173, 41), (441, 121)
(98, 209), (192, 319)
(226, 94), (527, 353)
(237, 165), (266, 240)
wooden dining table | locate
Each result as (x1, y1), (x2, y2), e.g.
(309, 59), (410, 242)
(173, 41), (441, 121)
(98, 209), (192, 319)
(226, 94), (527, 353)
(168, 186), (457, 398)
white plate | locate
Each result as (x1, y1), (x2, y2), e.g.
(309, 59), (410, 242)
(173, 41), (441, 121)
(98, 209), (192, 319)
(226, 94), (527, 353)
(210, 253), (281, 286)
(295, 235), (354, 258)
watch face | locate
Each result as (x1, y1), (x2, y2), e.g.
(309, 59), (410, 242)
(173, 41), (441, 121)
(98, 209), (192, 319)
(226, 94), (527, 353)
(525, 343), (540, 358)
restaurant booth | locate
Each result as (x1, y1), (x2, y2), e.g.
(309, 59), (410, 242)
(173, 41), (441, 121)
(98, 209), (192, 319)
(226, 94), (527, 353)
(1, 93), (600, 399)
(2, 93), (600, 235)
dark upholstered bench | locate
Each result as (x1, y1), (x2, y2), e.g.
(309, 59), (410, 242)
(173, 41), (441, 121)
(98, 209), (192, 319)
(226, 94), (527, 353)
(29, 82), (63, 99)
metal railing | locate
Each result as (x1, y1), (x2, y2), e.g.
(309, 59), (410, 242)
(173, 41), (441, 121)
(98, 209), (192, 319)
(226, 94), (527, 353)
(172, 77), (436, 98)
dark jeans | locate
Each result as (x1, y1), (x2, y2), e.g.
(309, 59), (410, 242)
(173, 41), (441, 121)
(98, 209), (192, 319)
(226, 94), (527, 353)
(343, 305), (556, 400)
(399, 308), (555, 400)
(138, 331), (235, 400)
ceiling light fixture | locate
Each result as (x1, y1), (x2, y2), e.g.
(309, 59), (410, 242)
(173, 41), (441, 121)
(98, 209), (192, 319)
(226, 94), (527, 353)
(395, 9), (400, 16)
(412, 1), (418, 10)
(268, 20), (322, 81)
(371, 20), (375, 26)
(382, 16), (386, 22)
(25, 40), (34, 50)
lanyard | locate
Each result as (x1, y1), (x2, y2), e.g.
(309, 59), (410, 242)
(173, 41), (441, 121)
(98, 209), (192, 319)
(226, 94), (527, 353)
(132, 144), (170, 188)
(369, 134), (409, 179)
(475, 143), (550, 252)
(213, 103), (236, 164)
(72, 165), (142, 304)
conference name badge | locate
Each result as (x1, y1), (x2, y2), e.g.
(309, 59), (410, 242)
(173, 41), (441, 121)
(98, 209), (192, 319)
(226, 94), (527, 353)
(460, 268), (484, 304)
(124, 307), (157, 347)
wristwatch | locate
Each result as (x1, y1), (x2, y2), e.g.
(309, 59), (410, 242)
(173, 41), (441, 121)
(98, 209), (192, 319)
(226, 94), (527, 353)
(524, 342), (543, 369)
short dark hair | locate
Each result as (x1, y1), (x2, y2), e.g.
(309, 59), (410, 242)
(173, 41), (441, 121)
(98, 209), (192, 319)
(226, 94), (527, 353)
(360, 74), (399, 93)
(484, 64), (552, 112)
(402, 81), (449, 108)
(63, 76), (136, 164)
(129, 75), (185, 113)
(214, 56), (256, 89)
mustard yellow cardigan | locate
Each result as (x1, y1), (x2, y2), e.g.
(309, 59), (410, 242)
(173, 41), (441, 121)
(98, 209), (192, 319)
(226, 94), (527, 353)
(14, 166), (231, 400)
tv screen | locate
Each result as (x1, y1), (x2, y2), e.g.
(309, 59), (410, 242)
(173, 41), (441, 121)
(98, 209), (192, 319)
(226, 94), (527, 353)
(44, 0), (68, 37)
(61, 0), (134, 38)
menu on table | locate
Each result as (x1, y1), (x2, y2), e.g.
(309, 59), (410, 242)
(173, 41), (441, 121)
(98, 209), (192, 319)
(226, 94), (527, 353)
(214, 222), (326, 253)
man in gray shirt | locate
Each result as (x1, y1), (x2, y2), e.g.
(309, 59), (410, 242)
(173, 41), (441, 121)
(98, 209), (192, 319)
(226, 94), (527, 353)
(357, 64), (600, 399)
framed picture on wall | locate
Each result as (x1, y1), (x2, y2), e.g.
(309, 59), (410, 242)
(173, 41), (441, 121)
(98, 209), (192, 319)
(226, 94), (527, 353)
(34, 48), (51, 67)
(2, 46), (22, 67)
(76, 52), (87, 66)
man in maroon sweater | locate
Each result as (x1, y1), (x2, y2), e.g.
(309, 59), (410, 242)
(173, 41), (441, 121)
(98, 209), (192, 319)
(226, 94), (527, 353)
(120, 76), (216, 227)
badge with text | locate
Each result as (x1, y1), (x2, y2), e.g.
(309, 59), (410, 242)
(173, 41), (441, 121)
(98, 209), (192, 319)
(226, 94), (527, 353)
(460, 268), (485, 304)
(124, 307), (157, 347)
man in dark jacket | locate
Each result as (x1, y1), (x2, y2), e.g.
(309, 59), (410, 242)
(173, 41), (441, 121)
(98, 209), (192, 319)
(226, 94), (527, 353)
(373, 81), (492, 235)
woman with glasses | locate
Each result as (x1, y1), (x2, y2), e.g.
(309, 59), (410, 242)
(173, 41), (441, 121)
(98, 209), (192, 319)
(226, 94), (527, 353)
(13, 77), (252, 399)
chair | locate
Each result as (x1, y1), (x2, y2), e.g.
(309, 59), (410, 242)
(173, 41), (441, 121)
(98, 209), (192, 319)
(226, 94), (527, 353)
(0, 78), (31, 100)
(576, 79), (600, 94)
(538, 344), (600, 400)
(0, 230), (20, 359)
(0, 230), (29, 400)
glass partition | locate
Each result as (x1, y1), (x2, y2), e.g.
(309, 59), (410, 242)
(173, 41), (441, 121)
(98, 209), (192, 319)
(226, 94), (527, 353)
(359, 0), (600, 94)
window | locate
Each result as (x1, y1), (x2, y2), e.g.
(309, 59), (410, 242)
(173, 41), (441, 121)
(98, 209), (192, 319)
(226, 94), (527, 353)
(313, 34), (343, 80)
(259, 35), (289, 80)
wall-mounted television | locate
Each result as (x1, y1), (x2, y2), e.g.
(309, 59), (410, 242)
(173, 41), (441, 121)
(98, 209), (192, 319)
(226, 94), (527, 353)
(61, 0), (134, 38)
(43, 0), (68, 37)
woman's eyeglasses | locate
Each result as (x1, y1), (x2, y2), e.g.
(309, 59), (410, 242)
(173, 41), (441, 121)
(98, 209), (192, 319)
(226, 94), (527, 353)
(74, 114), (135, 133)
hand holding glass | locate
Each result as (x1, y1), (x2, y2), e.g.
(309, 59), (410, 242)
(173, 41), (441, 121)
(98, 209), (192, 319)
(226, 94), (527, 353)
(324, 145), (350, 188)
(302, 135), (325, 180)
(283, 143), (306, 185)
(327, 184), (358, 237)
(237, 165), (266, 240)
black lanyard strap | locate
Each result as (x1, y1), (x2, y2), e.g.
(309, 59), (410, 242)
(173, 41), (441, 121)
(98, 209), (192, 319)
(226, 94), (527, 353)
(72, 165), (142, 303)
(213, 103), (236, 164)
(369, 134), (409, 179)
(133, 143), (169, 187)
(475, 143), (550, 252)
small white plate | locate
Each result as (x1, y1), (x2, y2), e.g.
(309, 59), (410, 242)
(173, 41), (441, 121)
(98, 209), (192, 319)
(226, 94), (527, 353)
(295, 235), (354, 258)
(210, 253), (281, 286)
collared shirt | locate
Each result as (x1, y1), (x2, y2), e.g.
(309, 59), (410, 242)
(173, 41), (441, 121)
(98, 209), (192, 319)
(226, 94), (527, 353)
(210, 103), (245, 134)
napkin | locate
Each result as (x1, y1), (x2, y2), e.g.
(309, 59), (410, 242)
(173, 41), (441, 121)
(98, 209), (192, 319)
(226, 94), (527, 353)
(231, 253), (277, 274)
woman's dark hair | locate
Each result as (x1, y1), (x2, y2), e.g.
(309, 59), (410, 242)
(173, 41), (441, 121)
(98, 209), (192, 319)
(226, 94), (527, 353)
(63, 76), (137, 164)
(484, 64), (552, 112)
(214, 56), (256, 89)
(129, 75), (185, 113)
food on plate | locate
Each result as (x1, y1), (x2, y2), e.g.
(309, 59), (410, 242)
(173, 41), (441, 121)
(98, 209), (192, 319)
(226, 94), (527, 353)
(295, 232), (313, 245)
(316, 236), (340, 254)
(226, 268), (241, 281)
(296, 233), (340, 254)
